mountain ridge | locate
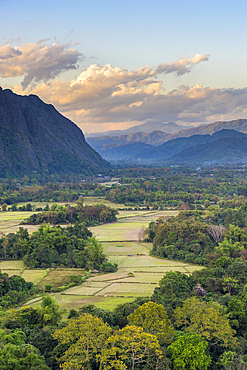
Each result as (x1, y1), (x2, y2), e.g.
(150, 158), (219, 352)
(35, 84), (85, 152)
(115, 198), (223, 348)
(86, 121), (189, 137)
(0, 87), (109, 178)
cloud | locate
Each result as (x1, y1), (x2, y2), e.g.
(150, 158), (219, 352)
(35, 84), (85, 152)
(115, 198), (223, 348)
(12, 68), (247, 133)
(0, 40), (83, 88)
(4, 47), (246, 132)
(156, 53), (209, 76)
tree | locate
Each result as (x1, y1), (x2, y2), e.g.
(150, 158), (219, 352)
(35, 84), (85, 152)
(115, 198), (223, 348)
(0, 329), (49, 370)
(39, 295), (61, 327)
(215, 237), (244, 257)
(206, 225), (224, 242)
(219, 351), (247, 370)
(174, 297), (237, 347)
(152, 271), (195, 308)
(128, 301), (175, 345)
(53, 313), (112, 370)
(167, 332), (211, 370)
(85, 237), (105, 269)
(100, 325), (162, 370)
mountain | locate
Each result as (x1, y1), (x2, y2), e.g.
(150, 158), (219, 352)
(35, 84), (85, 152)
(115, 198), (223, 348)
(86, 121), (189, 137)
(171, 133), (247, 164)
(87, 119), (247, 157)
(0, 87), (109, 178)
(97, 141), (154, 161)
(87, 130), (171, 151)
(141, 129), (247, 162)
(92, 128), (247, 164)
(165, 119), (247, 141)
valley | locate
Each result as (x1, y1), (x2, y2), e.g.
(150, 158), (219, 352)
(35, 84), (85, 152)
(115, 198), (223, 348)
(14, 205), (202, 311)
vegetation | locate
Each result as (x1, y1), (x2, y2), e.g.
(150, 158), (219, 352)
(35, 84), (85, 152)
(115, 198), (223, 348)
(0, 165), (247, 369)
(21, 200), (118, 226)
(0, 222), (117, 272)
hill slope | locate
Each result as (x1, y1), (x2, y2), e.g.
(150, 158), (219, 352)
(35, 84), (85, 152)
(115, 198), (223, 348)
(87, 130), (171, 151)
(92, 129), (247, 164)
(166, 119), (247, 141)
(0, 87), (109, 178)
(171, 135), (247, 164)
(142, 129), (247, 162)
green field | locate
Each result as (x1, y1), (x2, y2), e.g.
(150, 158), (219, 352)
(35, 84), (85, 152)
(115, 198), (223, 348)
(0, 211), (37, 234)
(0, 200), (202, 312)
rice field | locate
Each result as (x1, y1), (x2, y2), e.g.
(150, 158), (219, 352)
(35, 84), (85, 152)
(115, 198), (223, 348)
(0, 261), (46, 283)
(0, 201), (202, 312)
(0, 211), (37, 234)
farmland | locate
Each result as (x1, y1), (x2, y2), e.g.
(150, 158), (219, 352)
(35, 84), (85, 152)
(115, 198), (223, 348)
(15, 205), (202, 311)
(0, 200), (203, 311)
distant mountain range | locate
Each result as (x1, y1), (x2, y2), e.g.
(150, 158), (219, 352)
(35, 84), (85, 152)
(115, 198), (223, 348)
(0, 87), (109, 178)
(1, 87), (247, 174)
(86, 120), (247, 165)
(86, 121), (189, 137)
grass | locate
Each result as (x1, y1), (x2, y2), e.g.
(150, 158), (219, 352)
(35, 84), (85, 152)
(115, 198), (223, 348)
(83, 197), (125, 209)
(26, 294), (135, 312)
(95, 282), (156, 297)
(102, 242), (150, 256)
(21, 270), (46, 283)
(0, 261), (25, 269)
(38, 269), (86, 289)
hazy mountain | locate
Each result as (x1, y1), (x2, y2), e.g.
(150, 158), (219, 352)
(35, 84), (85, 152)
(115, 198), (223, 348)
(87, 130), (171, 151)
(142, 129), (246, 162)
(170, 133), (247, 164)
(165, 119), (247, 141)
(86, 121), (189, 137)
(97, 141), (154, 161)
(94, 129), (247, 164)
(0, 87), (109, 178)
(87, 119), (247, 155)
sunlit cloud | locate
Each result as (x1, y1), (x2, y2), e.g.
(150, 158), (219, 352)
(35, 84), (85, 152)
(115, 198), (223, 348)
(0, 40), (83, 88)
(2, 41), (246, 133)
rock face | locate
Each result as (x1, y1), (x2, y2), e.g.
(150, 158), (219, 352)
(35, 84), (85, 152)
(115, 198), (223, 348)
(0, 88), (109, 178)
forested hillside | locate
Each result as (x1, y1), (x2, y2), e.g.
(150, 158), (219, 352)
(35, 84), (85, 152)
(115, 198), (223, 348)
(0, 88), (109, 178)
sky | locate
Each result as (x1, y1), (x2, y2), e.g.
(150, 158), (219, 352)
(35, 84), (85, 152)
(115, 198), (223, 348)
(0, 0), (247, 134)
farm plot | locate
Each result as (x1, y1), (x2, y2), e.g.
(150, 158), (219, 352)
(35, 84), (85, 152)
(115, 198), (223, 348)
(102, 242), (151, 256)
(38, 269), (86, 289)
(83, 197), (125, 209)
(95, 282), (157, 297)
(0, 211), (36, 234)
(90, 209), (178, 242)
(21, 206), (202, 312)
(0, 260), (47, 283)
(21, 270), (46, 283)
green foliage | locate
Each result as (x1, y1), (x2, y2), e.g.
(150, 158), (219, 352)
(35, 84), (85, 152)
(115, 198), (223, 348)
(22, 202), (118, 226)
(167, 332), (211, 370)
(128, 301), (175, 345)
(174, 297), (237, 347)
(101, 325), (162, 370)
(0, 329), (49, 369)
(0, 222), (116, 270)
(53, 313), (112, 369)
(152, 271), (195, 308)
(0, 272), (36, 309)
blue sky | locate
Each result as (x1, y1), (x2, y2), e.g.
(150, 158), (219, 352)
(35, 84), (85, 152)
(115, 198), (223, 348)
(0, 0), (246, 133)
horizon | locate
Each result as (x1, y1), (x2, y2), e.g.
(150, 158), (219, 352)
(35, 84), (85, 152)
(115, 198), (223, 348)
(0, 0), (246, 134)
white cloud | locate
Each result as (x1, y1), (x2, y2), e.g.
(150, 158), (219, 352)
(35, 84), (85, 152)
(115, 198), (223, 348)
(156, 53), (209, 76)
(0, 40), (82, 88)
